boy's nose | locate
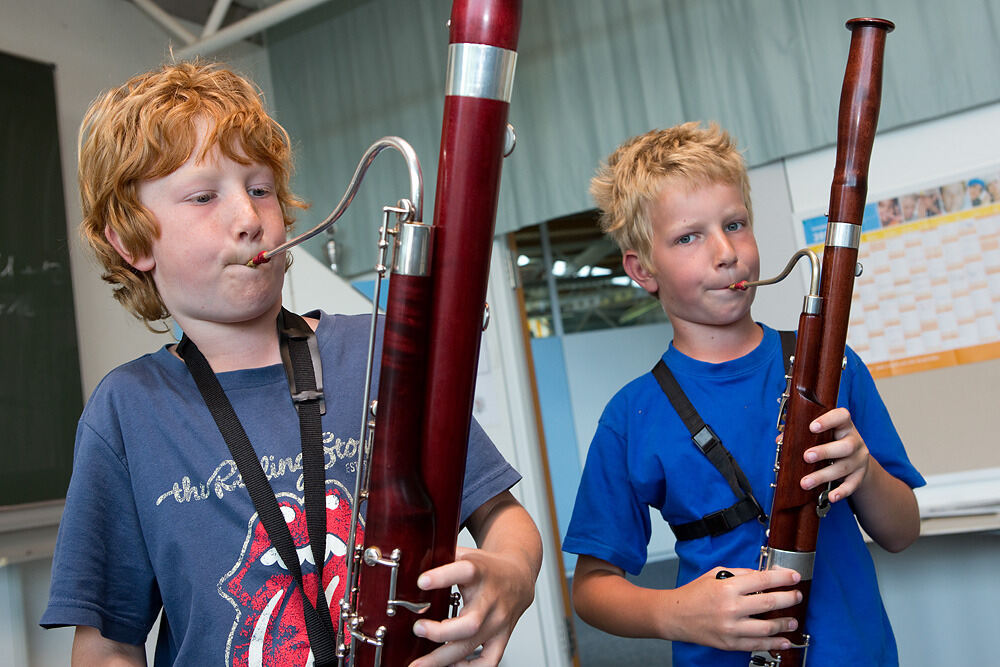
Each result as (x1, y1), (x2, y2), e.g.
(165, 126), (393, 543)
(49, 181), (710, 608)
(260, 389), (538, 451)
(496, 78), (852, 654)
(712, 232), (738, 267)
(232, 193), (264, 242)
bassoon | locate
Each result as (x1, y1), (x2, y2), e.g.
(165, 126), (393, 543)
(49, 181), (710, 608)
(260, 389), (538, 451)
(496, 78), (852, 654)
(337, 2), (522, 666)
(740, 17), (894, 667)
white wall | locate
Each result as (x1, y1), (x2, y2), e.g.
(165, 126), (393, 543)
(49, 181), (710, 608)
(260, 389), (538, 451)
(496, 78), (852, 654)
(482, 242), (575, 666)
(557, 323), (676, 566)
(282, 249), (374, 315)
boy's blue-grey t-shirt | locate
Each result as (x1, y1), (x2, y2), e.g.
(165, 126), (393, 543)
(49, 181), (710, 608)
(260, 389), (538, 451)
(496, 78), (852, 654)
(563, 324), (925, 667)
(41, 311), (520, 665)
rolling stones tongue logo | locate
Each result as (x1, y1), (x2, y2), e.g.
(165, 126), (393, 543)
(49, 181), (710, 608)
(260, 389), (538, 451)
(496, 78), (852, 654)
(220, 482), (362, 667)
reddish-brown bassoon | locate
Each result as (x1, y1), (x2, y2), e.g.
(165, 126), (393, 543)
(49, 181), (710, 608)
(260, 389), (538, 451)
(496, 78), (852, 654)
(750, 17), (893, 667)
(344, 2), (522, 666)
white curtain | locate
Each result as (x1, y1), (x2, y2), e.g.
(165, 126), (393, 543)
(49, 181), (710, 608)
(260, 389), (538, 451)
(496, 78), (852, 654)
(266, 0), (1000, 276)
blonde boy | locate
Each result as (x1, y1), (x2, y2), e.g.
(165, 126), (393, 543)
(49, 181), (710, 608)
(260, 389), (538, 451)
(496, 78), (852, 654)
(42, 61), (540, 667)
(563, 123), (923, 666)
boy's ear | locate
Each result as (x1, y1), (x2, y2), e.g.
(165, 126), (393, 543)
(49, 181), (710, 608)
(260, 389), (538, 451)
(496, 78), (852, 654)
(105, 226), (155, 272)
(622, 250), (658, 295)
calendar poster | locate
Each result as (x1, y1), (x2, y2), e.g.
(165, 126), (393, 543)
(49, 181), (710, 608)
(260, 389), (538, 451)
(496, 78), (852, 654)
(799, 171), (1000, 379)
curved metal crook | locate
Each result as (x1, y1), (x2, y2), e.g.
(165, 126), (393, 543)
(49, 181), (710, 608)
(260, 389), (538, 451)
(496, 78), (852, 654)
(247, 136), (423, 266)
(730, 248), (821, 297)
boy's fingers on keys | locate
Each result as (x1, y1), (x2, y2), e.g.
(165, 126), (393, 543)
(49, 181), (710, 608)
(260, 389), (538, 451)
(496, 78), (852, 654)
(747, 588), (803, 616)
(742, 615), (799, 640)
(752, 567), (801, 592)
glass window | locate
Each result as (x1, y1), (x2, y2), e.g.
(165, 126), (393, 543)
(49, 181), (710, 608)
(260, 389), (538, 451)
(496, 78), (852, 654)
(510, 210), (667, 338)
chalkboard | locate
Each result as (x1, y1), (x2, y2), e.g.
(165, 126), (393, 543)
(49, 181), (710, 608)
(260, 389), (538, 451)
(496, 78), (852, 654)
(0, 51), (83, 507)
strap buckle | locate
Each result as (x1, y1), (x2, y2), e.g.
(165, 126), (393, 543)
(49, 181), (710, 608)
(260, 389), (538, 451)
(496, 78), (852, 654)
(279, 310), (326, 415)
(702, 505), (741, 534)
(291, 388), (325, 405)
(692, 425), (719, 453)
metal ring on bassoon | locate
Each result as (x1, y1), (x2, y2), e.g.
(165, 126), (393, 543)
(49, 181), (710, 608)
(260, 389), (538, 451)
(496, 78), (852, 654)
(445, 43), (518, 102)
(825, 221), (862, 249)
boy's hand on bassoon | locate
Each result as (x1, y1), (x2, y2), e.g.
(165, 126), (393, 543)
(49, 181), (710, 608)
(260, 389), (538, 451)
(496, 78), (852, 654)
(407, 545), (535, 667)
(406, 493), (540, 667)
(670, 567), (802, 652)
(800, 407), (871, 503)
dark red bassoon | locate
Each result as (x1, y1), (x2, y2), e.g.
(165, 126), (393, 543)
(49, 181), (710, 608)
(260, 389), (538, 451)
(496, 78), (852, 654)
(340, 2), (522, 666)
(421, 0), (522, 621)
(748, 17), (894, 667)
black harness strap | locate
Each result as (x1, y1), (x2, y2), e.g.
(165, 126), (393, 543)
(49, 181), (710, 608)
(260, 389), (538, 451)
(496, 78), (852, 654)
(177, 309), (338, 667)
(653, 330), (796, 542)
(279, 309), (331, 621)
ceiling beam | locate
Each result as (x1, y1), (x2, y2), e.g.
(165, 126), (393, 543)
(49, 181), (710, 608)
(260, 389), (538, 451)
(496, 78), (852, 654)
(202, 0), (235, 38)
(132, 0), (197, 44)
(133, 0), (334, 58)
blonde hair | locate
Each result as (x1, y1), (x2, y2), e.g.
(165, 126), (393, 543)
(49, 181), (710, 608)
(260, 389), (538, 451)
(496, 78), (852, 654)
(590, 122), (752, 272)
(78, 60), (306, 326)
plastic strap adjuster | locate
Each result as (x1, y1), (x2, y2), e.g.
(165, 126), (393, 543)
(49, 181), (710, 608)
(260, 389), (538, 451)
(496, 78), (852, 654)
(692, 425), (719, 453)
(291, 388), (325, 404)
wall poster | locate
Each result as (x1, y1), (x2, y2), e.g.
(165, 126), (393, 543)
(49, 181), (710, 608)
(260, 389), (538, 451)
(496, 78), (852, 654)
(799, 170), (1000, 379)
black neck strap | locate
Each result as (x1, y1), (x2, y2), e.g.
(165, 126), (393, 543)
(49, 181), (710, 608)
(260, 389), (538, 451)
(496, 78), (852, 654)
(176, 309), (338, 667)
(652, 330), (795, 542)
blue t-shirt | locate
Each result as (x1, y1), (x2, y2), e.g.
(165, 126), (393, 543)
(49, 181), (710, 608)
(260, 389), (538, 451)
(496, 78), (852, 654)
(41, 311), (520, 666)
(563, 325), (924, 667)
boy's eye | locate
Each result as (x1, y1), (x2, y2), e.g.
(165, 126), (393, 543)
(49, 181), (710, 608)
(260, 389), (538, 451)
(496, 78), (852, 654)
(249, 186), (273, 198)
(191, 193), (215, 204)
(675, 234), (693, 245)
(725, 220), (745, 232)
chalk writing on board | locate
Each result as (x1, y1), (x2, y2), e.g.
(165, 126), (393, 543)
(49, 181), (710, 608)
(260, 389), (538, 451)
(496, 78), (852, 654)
(0, 252), (65, 318)
(0, 299), (36, 317)
(0, 252), (64, 277)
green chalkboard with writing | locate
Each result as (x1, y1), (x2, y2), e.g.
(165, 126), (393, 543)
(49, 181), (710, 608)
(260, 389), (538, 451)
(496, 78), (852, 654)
(0, 51), (83, 507)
